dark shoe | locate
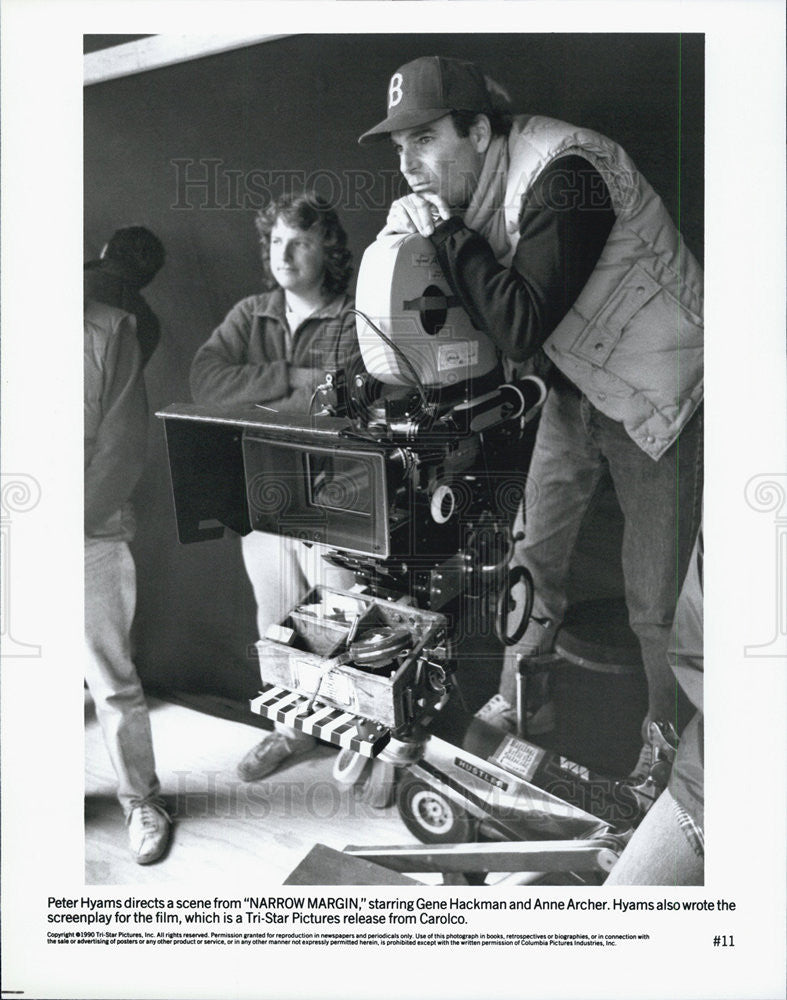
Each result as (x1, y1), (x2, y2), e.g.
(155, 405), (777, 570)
(236, 731), (317, 782)
(619, 720), (679, 813)
(127, 802), (171, 865)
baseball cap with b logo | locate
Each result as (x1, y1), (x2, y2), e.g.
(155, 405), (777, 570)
(358, 55), (493, 144)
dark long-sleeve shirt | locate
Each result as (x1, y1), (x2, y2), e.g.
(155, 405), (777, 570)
(430, 155), (616, 364)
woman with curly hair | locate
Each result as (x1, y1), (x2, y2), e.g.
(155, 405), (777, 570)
(191, 190), (355, 411)
(190, 190), (357, 781)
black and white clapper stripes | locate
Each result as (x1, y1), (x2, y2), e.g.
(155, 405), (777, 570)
(249, 683), (391, 758)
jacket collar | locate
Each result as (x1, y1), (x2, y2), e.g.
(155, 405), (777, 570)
(253, 287), (349, 323)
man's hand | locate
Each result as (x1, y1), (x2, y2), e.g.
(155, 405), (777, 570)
(378, 193), (454, 238)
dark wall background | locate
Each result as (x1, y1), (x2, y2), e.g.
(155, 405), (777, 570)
(84, 33), (704, 712)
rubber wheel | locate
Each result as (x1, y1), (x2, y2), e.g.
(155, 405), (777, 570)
(396, 774), (477, 845)
(332, 749), (370, 786)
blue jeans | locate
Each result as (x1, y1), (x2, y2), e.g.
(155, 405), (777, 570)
(501, 385), (703, 726)
(85, 538), (161, 815)
(604, 787), (704, 885)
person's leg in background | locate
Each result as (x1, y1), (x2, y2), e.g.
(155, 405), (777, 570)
(237, 531), (314, 780)
(600, 405), (703, 793)
(240, 529), (307, 640)
(479, 384), (606, 731)
(236, 534), (355, 781)
(293, 540), (356, 597)
(85, 537), (171, 864)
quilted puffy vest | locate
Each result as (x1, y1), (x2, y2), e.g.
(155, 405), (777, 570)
(502, 116), (703, 460)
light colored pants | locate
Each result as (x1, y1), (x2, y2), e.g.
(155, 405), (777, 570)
(605, 787), (704, 885)
(85, 537), (160, 815)
(241, 532), (355, 737)
(241, 532), (355, 638)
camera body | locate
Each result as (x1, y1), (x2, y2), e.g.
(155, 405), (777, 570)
(159, 369), (541, 746)
(158, 234), (544, 745)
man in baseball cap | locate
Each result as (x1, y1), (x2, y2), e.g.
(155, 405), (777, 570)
(358, 55), (705, 836)
(358, 55), (509, 232)
(358, 55), (494, 143)
(84, 226), (166, 368)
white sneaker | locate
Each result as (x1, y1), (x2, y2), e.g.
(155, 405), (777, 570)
(127, 802), (172, 865)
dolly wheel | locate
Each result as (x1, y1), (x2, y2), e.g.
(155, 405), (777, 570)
(396, 775), (477, 845)
(332, 749), (370, 786)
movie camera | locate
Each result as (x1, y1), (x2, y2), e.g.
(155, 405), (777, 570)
(158, 233), (639, 881)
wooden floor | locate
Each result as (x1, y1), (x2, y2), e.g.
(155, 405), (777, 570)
(84, 694), (414, 885)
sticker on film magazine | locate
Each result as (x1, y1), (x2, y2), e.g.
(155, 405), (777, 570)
(411, 250), (438, 268)
(438, 340), (479, 372)
(489, 734), (546, 782)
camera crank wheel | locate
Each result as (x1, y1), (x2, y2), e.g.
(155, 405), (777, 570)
(396, 774), (477, 845)
(497, 564), (534, 646)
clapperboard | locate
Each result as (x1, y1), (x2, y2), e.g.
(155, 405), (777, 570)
(249, 683), (391, 758)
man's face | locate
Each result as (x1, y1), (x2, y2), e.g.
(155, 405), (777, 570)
(390, 115), (486, 210)
(269, 218), (326, 296)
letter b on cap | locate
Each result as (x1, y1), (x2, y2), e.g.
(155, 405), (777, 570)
(388, 72), (403, 109)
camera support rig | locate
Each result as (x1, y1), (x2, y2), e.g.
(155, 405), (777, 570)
(157, 233), (642, 883)
(157, 386), (638, 882)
